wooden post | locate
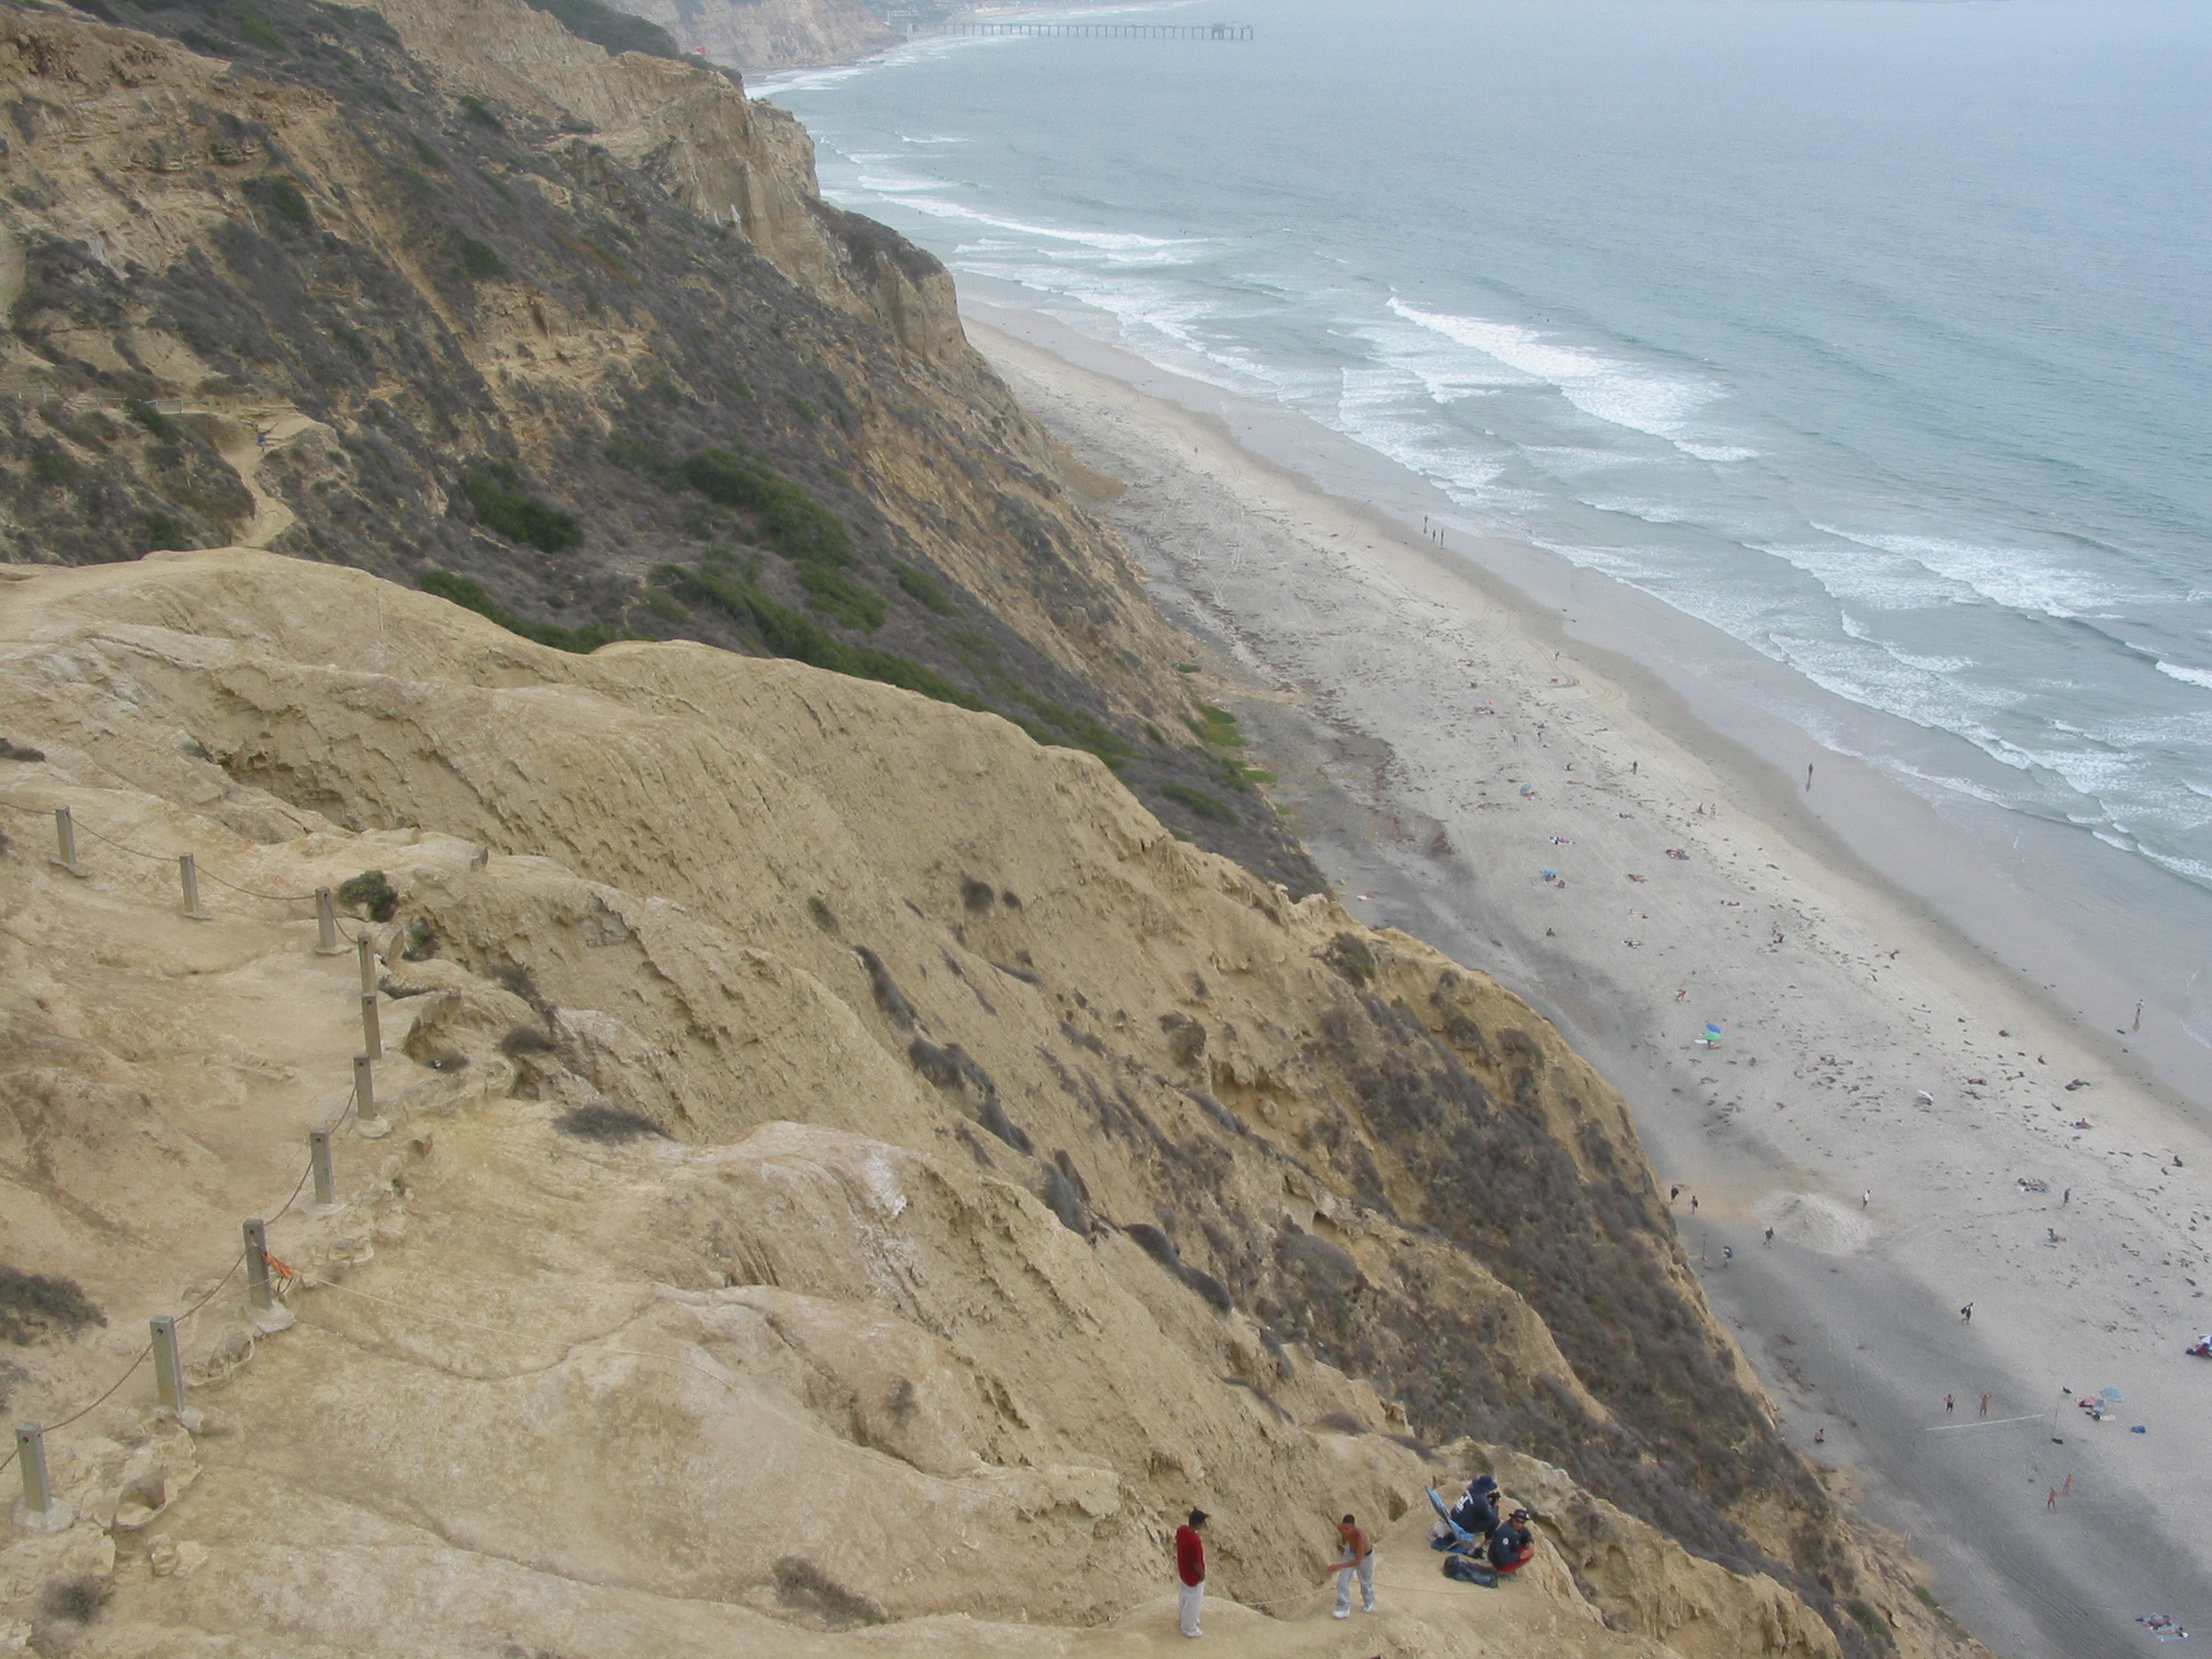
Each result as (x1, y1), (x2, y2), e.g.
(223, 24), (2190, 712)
(51, 806), (88, 877)
(150, 1316), (185, 1414)
(178, 853), (212, 920)
(242, 1218), (272, 1311)
(314, 887), (344, 954)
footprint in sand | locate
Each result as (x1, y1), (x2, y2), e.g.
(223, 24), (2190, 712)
(1755, 1192), (1876, 1255)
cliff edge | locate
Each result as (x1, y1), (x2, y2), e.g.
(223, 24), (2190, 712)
(0, 551), (1981, 1658)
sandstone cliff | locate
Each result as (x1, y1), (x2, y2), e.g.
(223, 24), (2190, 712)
(0, 0), (1314, 883)
(0, 551), (1980, 1658)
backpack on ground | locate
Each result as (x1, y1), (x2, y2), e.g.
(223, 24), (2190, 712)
(1443, 1553), (1498, 1587)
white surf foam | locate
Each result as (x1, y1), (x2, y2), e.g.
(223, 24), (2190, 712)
(1386, 296), (1723, 448)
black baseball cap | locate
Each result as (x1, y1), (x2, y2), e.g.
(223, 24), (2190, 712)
(1188, 1508), (1209, 1526)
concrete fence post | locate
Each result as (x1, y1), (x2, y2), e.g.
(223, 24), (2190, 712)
(360, 993), (383, 1060)
(242, 1218), (272, 1311)
(314, 887), (343, 955)
(150, 1316), (185, 1415)
(309, 1126), (335, 1209)
(12, 1422), (70, 1531)
(51, 806), (88, 877)
(356, 931), (377, 996)
(352, 1053), (376, 1124)
(178, 853), (212, 920)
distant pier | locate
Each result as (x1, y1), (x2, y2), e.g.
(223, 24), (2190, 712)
(919, 21), (1253, 40)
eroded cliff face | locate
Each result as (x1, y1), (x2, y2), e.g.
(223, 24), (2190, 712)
(0, 552), (1980, 1659)
(0, 0), (1314, 882)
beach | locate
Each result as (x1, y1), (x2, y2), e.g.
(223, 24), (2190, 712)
(973, 313), (2212, 1659)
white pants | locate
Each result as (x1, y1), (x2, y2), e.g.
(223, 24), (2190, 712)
(1178, 1579), (1204, 1637)
(1335, 1554), (1375, 1614)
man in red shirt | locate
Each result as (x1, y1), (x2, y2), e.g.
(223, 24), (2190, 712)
(1175, 1509), (1208, 1638)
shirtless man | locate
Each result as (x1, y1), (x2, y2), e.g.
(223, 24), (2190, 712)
(1329, 1514), (1375, 1618)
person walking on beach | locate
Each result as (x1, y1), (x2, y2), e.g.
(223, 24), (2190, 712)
(1806, 762), (1815, 792)
(1979, 1393), (1990, 1418)
(1945, 1394), (1955, 1415)
(1764, 1227), (1775, 1247)
(1175, 1509), (1208, 1638)
(1862, 1190), (1871, 1208)
(1328, 1514), (1375, 1619)
(1961, 1303), (1973, 1323)
(1690, 1195), (1699, 1214)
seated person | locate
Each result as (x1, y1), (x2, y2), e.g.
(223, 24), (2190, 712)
(1429, 1474), (1501, 1551)
(1488, 1509), (1537, 1574)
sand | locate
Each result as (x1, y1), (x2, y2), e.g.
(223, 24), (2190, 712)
(972, 316), (2212, 1659)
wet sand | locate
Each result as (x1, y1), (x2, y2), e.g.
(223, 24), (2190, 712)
(972, 314), (2212, 1659)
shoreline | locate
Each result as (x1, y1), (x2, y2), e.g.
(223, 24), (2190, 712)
(970, 312), (2212, 1659)
(958, 294), (2212, 1124)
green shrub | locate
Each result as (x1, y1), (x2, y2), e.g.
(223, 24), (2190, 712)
(679, 448), (853, 566)
(1161, 783), (1237, 825)
(232, 2), (281, 48)
(662, 563), (981, 711)
(28, 445), (79, 486)
(1188, 703), (1244, 748)
(265, 174), (313, 228)
(458, 239), (509, 280)
(1163, 1015), (1207, 1068)
(0, 1266), (105, 1346)
(337, 868), (398, 922)
(892, 564), (955, 615)
(141, 510), (191, 553)
(798, 566), (885, 631)
(411, 135), (448, 170)
(1017, 698), (1130, 768)
(420, 570), (622, 653)
(459, 464), (579, 551)
(637, 585), (688, 623)
(459, 93), (503, 132)
(606, 434), (682, 487)
(122, 398), (180, 442)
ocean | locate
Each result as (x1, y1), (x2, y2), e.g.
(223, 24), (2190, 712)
(756, 0), (2212, 1073)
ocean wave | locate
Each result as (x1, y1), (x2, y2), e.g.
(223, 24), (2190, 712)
(2157, 660), (2212, 691)
(1808, 525), (2141, 620)
(892, 195), (1203, 254)
(1386, 296), (1722, 446)
(854, 170), (953, 195)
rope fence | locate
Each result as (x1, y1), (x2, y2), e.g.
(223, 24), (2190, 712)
(2, 784), (381, 1516)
